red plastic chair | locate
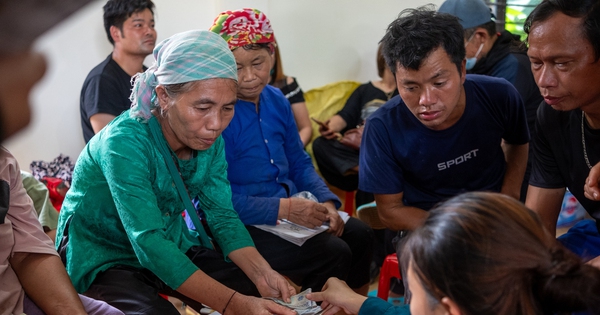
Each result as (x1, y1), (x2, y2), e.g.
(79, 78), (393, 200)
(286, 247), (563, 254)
(377, 254), (401, 301)
(344, 191), (355, 216)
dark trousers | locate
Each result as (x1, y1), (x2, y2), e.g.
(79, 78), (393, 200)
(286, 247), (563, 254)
(84, 247), (259, 315)
(248, 217), (374, 290)
(312, 137), (374, 207)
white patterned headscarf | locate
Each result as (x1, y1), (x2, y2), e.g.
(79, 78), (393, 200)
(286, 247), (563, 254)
(130, 30), (237, 120)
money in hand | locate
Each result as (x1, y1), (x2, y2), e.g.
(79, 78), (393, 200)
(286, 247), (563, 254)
(266, 289), (322, 314)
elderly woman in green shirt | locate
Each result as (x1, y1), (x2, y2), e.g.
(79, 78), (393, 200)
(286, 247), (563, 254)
(56, 30), (295, 315)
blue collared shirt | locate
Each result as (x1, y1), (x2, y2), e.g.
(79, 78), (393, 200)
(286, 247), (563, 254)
(223, 85), (340, 225)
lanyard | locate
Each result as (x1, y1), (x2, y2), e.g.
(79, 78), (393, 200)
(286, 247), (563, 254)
(149, 116), (213, 249)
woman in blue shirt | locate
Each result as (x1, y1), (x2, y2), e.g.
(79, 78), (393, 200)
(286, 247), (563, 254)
(210, 8), (375, 295)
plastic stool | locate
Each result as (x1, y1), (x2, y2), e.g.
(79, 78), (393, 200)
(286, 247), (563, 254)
(344, 191), (355, 216)
(377, 254), (401, 301)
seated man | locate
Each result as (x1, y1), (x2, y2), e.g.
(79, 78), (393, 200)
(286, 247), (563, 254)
(360, 7), (529, 234)
(439, 0), (543, 201)
(524, 0), (600, 269)
(210, 8), (375, 295)
(80, 0), (156, 143)
(312, 44), (398, 208)
(1, 147), (123, 315)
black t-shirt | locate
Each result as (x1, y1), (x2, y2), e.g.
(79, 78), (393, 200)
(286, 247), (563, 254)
(271, 77), (305, 105)
(529, 104), (600, 226)
(80, 54), (134, 143)
(337, 82), (398, 134)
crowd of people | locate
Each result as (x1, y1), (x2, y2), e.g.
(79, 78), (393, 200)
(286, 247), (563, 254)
(1, 0), (599, 315)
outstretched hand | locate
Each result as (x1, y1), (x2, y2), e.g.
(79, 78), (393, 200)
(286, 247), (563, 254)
(306, 277), (367, 315)
(587, 255), (600, 270)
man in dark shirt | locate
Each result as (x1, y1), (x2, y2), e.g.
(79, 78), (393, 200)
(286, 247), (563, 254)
(360, 6), (529, 233)
(439, 0), (543, 201)
(525, 0), (600, 270)
(80, 0), (156, 143)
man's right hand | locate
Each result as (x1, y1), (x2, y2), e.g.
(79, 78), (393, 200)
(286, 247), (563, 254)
(286, 198), (328, 228)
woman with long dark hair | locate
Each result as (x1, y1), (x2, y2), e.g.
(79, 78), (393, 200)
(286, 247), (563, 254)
(309, 192), (600, 315)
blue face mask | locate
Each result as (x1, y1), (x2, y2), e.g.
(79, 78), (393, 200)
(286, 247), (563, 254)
(465, 34), (484, 71)
(465, 56), (478, 70)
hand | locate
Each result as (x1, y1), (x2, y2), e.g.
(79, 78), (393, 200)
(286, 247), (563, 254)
(323, 202), (344, 237)
(225, 293), (296, 315)
(318, 120), (339, 140)
(306, 277), (367, 315)
(584, 162), (600, 201)
(287, 198), (328, 228)
(587, 255), (600, 270)
(253, 268), (296, 303)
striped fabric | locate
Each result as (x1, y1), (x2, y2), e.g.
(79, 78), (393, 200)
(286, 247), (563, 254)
(130, 30), (237, 120)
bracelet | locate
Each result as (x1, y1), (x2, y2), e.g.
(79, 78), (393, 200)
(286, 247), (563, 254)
(287, 198), (292, 221)
(222, 291), (236, 315)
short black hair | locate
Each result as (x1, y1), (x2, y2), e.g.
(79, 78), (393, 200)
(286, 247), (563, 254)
(524, 0), (600, 61)
(380, 6), (465, 74)
(376, 43), (386, 78)
(103, 0), (155, 45)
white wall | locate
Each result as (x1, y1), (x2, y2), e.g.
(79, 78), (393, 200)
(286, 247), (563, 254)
(5, 0), (443, 167)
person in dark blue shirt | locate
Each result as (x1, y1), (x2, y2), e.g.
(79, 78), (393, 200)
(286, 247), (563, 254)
(359, 7), (529, 233)
(210, 8), (375, 295)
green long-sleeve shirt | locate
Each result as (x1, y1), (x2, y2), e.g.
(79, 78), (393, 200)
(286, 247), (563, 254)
(56, 112), (253, 293)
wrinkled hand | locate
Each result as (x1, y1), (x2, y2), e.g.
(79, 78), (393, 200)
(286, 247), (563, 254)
(225, 293), (296, 315)
(287, 198), (328, 228)
(587, 255), (600, 270)
(254, 268), (296, 303)
(584, 162), (600, 201)
(323, 202), (344, 237)
(306, 277), (366, 315)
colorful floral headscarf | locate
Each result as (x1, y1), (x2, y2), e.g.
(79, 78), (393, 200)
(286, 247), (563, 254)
(129, 30), (237, 120)
(209, 8), (275, 50)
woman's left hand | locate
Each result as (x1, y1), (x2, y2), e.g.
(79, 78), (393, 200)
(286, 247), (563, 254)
(254, 268), (296, 302)
(228, 247), (296, 302)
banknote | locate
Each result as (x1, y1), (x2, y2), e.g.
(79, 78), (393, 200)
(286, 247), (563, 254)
(266, 289), (322, 313)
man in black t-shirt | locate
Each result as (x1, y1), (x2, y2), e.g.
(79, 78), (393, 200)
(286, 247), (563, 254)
(80, 0), (156, 143)
(525, 0), (600, 269)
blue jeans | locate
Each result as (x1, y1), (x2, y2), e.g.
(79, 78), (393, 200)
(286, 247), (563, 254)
(558, 219), (600, 262)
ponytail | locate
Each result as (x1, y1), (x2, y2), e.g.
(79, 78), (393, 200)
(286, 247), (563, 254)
(535, 246), (600, 314)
